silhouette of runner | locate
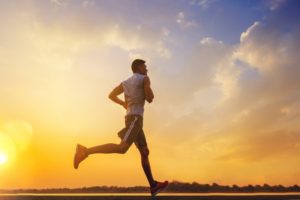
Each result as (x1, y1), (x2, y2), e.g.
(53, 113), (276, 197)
(73, 59), (168, 196)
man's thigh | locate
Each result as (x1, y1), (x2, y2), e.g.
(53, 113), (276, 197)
(118, 115), (142, 146)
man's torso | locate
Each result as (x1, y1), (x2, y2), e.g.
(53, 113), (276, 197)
(122, 73), (146, 117)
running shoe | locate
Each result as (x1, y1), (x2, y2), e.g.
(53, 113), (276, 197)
(150, 180), (168, 196)
(73, 144), (88, 169)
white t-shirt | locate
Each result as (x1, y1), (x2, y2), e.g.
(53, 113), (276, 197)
(122, 73), (146, 117)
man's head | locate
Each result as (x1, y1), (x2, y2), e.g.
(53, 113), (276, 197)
(131, 59), (148, 75)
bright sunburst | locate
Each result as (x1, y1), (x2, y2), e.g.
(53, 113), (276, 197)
(0, 152), (8, 165)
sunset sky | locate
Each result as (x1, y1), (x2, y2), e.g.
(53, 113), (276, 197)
(1, 0), (300, 189)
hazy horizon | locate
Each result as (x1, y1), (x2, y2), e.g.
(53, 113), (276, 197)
(0, 180), (300, 190)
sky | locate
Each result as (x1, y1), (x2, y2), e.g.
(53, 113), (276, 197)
(0, 0), (300, 189)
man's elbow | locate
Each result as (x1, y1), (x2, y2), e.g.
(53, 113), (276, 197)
(108, 93), (114, 100)
(146, 96), (154, 103)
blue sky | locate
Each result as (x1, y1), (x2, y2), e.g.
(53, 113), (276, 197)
(43, 0), (277, 43)
(32, 0), (275, 43)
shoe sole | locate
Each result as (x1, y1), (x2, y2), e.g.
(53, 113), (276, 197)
(73, 145), (81, 169)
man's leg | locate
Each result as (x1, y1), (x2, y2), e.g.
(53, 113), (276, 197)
(135, 129), (168, 196)
(135, 129), (156, 187)
(138, 146), (168, 196)
(86, 142), (130, 155)
(73, 142), (130, 169)
(74, 115), (139, 169)
(138, 146), (156, 187)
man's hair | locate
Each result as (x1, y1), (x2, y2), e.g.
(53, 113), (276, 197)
(131, 59), (145, 73)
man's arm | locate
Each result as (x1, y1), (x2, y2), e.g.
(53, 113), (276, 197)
(108, 83), (127, 109)
(144, 76), (154, 103)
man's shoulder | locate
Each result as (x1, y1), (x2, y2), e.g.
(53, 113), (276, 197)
(122, 74), (134, 83)
(134, 73), (146, 79)
(124, 73), (146, 82)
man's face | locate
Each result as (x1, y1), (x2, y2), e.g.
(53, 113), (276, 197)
(138, 64), (148, 75)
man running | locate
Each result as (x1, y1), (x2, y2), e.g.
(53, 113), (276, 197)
(73, 59), (168, 196)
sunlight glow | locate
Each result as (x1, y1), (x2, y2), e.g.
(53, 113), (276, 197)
(0, 152), (7, 165)
(0, 132), (17, 167)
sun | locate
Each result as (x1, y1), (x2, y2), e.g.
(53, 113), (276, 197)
(0, 152), (8, 165)
(0, 130), (18, 167)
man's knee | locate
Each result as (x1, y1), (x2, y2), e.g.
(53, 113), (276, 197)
(119, 142), (131, 154)
(140, 146), (149, 157)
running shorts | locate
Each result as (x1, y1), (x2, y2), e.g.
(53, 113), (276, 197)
(117, 114), (147, 149)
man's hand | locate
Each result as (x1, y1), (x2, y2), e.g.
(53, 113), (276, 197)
(108, 83), (127, 109)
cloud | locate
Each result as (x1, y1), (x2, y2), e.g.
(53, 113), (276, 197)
(176, 11), (197, 29)
(240, 21), (260, 43)
(82, 0), (95, 8)
(104, 24), (145, 51)
(216, 129), (300, 162)
(103, 24), (173, 60)
(266, 0), (287, 11)
(161, 27), (170, 37)
(205, 0), (300, 164)
(50, 0), (69, 7)
(154, 0), (300, 170)
(230, 14), (300, 107)
(189, 0), (216, 10)
(0, 0), (178, 143)
(200, 37), (223, 45)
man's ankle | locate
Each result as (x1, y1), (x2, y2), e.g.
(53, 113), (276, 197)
(150, 180), (157, 188)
